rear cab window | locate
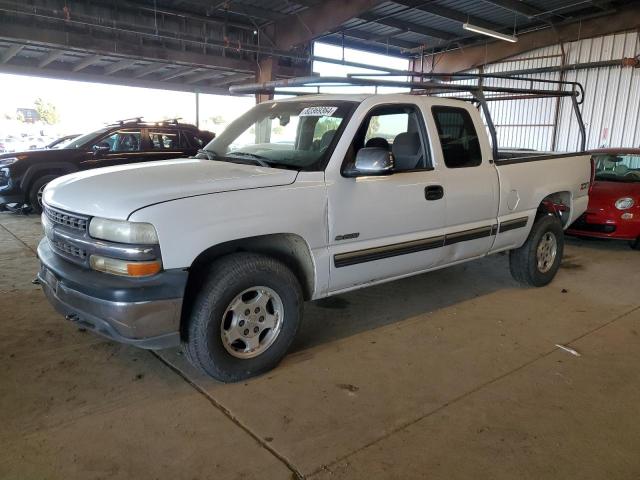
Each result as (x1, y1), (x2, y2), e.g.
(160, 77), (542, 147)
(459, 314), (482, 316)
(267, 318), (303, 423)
(432, 106), (482, 168)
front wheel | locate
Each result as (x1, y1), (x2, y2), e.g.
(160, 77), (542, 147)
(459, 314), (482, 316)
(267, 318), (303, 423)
(509, 215), (564, 287)
(630, 237), (640, 250)
(28, 174), (58, 214)
(183, 253), (303, 382)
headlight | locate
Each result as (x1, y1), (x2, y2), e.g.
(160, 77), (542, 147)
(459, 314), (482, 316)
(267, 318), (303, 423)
(0, 157), (18, 167)
(89, 217), (158, 244)
(615, 197), (635, 210)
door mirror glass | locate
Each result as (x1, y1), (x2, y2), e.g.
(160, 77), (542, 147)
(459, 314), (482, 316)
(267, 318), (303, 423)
(352, 147), (394, 176)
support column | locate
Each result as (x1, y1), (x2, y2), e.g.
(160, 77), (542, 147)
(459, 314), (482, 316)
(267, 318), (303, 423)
(195, 92), (200, 128)
(255, 57), (275, 104)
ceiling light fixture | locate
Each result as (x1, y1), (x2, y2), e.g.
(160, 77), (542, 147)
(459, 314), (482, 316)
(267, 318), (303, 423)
(462, 23), (518, 43)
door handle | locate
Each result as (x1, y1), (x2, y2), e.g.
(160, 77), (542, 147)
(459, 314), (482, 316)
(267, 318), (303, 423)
(425, 185), (444, 201)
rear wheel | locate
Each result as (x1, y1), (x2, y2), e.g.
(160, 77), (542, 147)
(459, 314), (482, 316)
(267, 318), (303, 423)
(630, 237), (640, 250)
(183, 253), (303, 382)
(509, 215), (564, 287)
(28, 174), (58, 214)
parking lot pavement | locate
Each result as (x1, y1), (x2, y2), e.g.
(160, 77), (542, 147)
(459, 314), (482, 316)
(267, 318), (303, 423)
(1, 211), (639, 479)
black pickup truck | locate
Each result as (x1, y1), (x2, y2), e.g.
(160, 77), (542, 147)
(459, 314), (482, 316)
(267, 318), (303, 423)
(0, 119), (214, 213)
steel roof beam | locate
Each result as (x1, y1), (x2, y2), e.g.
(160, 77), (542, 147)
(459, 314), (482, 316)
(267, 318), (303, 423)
(177, 0), (283, 22)
(104, 58), (137, 75)
(160, 67), (201, 82)
(273, 0), (386, 50)
(0, 23), (258, 73)
(481, 0), (563, 21)
(357, 14), (457, 40)
(185, 70), (225, 84)
(209, 73), (254, 87)
(1, 44), (24, 63)
(417, 4), (637, 73)
(393, 1), (503, 31)
(132, 62), (166, 78)
(37, 49), (64, 68)
(71, 54), (102, 72)
(0, 62), (234, 96)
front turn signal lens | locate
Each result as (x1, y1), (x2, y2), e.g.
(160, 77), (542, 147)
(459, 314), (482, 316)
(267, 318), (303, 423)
(90, 255), (162, 277)
(126, 261), (162, 277)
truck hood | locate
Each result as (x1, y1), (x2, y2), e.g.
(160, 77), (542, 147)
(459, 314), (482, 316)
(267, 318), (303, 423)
(43, 158), (298, 219)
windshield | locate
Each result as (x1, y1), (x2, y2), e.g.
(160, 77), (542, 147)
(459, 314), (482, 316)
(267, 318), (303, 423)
(204, 100), (357, 171)
(65, 128), (111, 150)
(50, 136), (80, 149)
(594, 154), (640, 182)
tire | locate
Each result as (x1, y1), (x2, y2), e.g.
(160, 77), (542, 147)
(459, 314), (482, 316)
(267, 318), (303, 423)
(630, 238), (640, 250)
(183, 253), (303, 382)
(509, 215), (564, 287)
(28, 174), (58, 214)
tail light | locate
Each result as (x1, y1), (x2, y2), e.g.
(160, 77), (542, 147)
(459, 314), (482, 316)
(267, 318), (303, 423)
(589, 155), (596, 194)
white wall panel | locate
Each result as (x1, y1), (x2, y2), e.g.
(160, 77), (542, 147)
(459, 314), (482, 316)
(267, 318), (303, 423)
(477, 30), (640, 152)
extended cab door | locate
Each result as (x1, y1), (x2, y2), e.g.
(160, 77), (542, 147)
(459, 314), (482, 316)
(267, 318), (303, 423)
(429, 103), (500, 262)
(326, 101), (446, 293)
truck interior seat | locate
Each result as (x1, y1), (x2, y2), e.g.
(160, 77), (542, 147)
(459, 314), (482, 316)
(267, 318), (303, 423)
(392, 132), (423, 170)
(365, 137), (390, 150)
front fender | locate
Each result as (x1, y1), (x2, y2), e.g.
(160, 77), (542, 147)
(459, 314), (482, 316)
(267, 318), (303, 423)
(20, 162), (79, 191)
(128, 173), (331, 298)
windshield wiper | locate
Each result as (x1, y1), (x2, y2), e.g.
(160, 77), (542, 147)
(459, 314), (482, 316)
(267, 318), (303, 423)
(196, 149), (216, 160)
(227, 151), (270, 168)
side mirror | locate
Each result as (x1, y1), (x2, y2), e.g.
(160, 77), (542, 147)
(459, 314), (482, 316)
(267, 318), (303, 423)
(351, 147), (394, 176)
(92, 144), (110, 155)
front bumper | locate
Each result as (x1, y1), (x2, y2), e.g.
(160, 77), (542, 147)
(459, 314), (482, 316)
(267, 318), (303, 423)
(37, 239), (187, 349)
(567, 211), (640, 241)
(0, 193), (25, 206)
(0, 171), (23, 205)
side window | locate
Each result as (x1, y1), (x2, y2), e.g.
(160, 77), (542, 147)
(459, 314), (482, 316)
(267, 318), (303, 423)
(147, 129), (181, 150)
(95, 130), (142, 152)
(183, 132), (204, 148)
(344, 105), (431, 173)
(432, 107), (482, 168)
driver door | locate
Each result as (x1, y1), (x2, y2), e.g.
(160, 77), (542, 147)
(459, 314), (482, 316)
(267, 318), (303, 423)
(327, 102), (447, 293)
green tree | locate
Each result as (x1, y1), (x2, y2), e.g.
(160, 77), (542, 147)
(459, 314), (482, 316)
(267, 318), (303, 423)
(314, 117), (341, 140)
(34, 98), (59, 125)
(365, 116), (380, 139)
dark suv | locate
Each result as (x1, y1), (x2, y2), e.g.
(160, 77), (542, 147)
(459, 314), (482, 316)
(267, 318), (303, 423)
(0, 119), (214, 213)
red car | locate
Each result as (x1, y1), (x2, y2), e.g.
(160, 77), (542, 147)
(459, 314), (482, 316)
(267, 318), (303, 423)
(567, 148), (640, 249)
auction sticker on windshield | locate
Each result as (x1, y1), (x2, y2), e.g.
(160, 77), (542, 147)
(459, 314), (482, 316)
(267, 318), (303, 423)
(300, 106), (338, 117)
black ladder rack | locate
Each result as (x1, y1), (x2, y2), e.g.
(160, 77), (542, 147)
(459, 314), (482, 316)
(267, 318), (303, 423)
(229, 74), (586, 158)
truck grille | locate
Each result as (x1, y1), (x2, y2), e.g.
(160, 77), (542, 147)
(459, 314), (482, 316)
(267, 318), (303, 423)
(51, 239), (88, 261)
(44, 206), (89, 232)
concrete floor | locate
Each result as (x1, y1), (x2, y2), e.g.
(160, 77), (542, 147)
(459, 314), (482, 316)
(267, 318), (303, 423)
(1, 211), (639, 479)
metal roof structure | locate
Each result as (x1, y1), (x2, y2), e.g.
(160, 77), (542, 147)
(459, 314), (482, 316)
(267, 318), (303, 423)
(0, 0), (637, 93)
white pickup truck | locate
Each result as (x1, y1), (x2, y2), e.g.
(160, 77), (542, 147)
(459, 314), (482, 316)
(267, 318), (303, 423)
(37, 89), (592, 381)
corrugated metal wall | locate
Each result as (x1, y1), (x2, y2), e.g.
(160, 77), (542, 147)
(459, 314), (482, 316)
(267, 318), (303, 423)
(480, 30), (640, 152)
